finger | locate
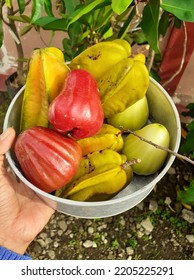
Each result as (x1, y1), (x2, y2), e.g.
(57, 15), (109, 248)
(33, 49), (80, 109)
(0, 128), (16, 155)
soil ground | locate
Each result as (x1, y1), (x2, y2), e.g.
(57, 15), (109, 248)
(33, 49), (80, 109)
(1, 91), (194, 260)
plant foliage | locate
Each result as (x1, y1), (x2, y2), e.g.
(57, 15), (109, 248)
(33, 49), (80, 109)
(1, 0), (194, 61)
(180, 104), (194, 156)
(177, 180), (194, 207)
(177, 104), (194, 207)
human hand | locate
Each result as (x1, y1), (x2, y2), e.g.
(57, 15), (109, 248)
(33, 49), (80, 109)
(0, 128), (55, 255)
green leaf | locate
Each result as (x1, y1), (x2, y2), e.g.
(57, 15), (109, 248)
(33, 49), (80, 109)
(68, 21), (83, 45)
(78, 13), (93, 28)
(20, 24), (33, 36)
(182, 103), (194, 118)
(159, 11), (170, 36)
(99, 22), (112, 38)
(17, 0), (25, 14)
(187, 121), (194, 131)
(63, 38), (73, 61)
(118, 5), (136, 39)
(149, 69), (161, 82)
(34, 16), (57, 27)
(31, 0), (45, 23)
(5, 0), (12, 8)
(177, 180), (194, 206)
(63, 0), (80, 14)
(161, 0), (194, 22)
(92, 6), (113, 30)
(67, 0), (111, 28)
(179, 129), (194, 155)
(63, 35), (86, 61)
(111, 0), (133, 15)
(174, 17), (182, 29)
(140, 0), (160, 54)
(76, 30), (91, 44)
(44, 0), (53, 17)
(103, 26), (113, 39)
(132, 29), (147, 44)
(154, 52), (162, 63)
(20, 15), (31, 23)
(8, 15), (30, 23)
(34, 16), (69, 31)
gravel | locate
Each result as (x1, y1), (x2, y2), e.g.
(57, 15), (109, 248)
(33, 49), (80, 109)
(28, 158), (194, 260)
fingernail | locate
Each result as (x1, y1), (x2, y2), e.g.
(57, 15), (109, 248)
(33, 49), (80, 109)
(0, 128), (13, 141)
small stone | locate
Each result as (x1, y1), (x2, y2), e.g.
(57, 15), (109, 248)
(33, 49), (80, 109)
(181, 209), (194, 224)
(45, 237), (52, 244)
(88, 226), (94, 234)
(57, 229), (63, 236)
(165, 197), (172, 205)
(65, 229), (72, 236)
(53, 241), (59, 248)
(118, 252), (124, 258)
(97, 224), (107, 231)
(126, 247), (134, 256)
(79, 226), (84, 233)
(136, 223), (141, 229)
(119, 218), (126, 227)
(83, 240), (93, 248)
(141, 217), (154, 233)
(86, 220), (93, 226)
(168, 167), (176, 175)
(136, 201), (144, 210)
(137, 231), (144, 238)
(32, 243), (42, 255)
(186, 235), (194, 243)
(107, 252), (115, 260)
(50, 230), (57, 237)
(48, 250), (56, 259)
(58, 220), (68, 231)
(149, 200), (158, 212)
(39, 232), (47, 240)
(92, 242), (97, 248)
(170, 238), (179, 247)
(78, 254), (83, 259)
(101, 235), (105, 241)
(37, 239), (46, 248)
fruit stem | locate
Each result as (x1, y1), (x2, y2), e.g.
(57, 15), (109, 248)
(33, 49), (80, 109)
(123, 129), (194, 166)
(121, 158), (141, 169)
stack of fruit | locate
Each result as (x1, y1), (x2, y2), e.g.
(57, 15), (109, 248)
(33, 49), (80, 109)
(14, 40), (170, 202)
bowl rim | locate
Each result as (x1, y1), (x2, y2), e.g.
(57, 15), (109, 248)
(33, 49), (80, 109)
(3, 77), (181, 207)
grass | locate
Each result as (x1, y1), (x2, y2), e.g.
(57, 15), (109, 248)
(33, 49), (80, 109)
(127, 237), (138, 249)
(110, 239), (119, 250)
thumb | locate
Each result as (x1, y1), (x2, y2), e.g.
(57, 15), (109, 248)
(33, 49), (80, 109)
(0, 128), (16, 155)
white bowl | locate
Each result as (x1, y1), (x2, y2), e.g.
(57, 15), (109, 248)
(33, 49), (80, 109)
(3, 77), (181, 218)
